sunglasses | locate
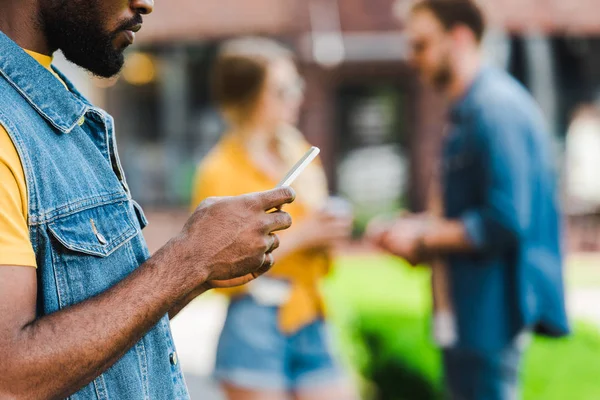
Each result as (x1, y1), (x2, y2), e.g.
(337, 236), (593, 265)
(411, 38), (431, 55)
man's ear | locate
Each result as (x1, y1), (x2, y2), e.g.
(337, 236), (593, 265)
(450, 24), (477, 49)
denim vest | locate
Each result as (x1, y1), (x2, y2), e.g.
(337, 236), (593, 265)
(0, 32), (189, 399)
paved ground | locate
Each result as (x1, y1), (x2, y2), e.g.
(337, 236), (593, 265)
(170, 295), (228, 400)
(568, 288), (600, 328)
(184, 375), (224, 400)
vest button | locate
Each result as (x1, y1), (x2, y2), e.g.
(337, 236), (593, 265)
(169, 352), (178, 366)
(96, 232), (107, 245)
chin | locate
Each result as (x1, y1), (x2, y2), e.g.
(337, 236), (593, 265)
(286, 113), (301, 125)
(113, 40), (129, 53)
(415, 71), (431, 86)
(284, 119), (299, 127)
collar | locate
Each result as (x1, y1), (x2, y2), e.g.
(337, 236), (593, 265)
(0, 31), (88, 134)
(449, 67), (491, 124)
(24, 49), (53, 69)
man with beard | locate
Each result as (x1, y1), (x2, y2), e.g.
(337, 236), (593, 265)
(0, 1), (295, 399)
(367, 1), (569, 399)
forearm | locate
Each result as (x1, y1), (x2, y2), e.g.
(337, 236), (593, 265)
(169, 286), (208, 320)
(420, 219), (475, 256)
(1, 240), (201, 399)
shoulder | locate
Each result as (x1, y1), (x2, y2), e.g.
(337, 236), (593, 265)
(463, 70), (549, 152)
(471, 68), (542, 126)
(278, 125), (311, 149)
(277, 125), (323, 168)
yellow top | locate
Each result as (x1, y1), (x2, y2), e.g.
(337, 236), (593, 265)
(0, 50), (67, 267)
(191, 127), (331, 333)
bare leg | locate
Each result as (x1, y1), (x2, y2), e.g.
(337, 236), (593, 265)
(222, 383), (291, 400)
(293, 382), (359, 400)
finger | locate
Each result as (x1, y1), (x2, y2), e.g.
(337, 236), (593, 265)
(208, 275), (256, 289)
(379, 228), (400, 250)
(255, 253), (274, 277)
(255, 187), (296, 211)
(264, 210), (293, 233)
(264, 252), (275, 268)
(259, 253), (267, 268)
(365, 221), (388, 242)
(205, 254), (275, 290)
(265, 233), (280, 253)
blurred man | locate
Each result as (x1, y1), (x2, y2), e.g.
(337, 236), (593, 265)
(564, 104), (600, 251)
(0, 1), (295, 398)
(367, 0), (569, 398)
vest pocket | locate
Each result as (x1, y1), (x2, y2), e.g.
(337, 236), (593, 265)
(48, 201), (138, 258)
(47, 201), (141, 309)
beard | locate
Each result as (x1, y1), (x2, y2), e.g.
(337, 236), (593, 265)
(431, 56), (453, 92)
(40, 1), (142, 78)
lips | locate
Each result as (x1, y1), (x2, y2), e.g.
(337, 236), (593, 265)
(123, 30), (135, 44)
(127, 24), (142, 33)
(122, 24), (142, 45)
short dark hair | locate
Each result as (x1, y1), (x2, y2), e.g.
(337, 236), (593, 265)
(411, 0), (486, 42)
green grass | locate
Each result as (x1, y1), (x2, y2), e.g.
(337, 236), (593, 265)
(521, 329), (600, 400)
(323, 255), (600, 400)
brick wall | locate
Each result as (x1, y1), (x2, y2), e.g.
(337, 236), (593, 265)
(139, 0), (307, 43)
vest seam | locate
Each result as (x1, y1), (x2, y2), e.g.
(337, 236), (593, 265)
(134, 339), (150, 400)
(49, 231), (68, 309)
(30, 193), (131, 225)
(48, 220), (139, 258)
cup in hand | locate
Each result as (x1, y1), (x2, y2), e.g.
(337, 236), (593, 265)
(323, 196), (354, 219)
(322, 196), (354, 243)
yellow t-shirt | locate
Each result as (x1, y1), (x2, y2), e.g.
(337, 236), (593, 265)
(0, 50), (67, 267)
(191, 127), (332, 333)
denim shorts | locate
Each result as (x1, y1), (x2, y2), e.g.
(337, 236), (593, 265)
(214, 295), (347, 391)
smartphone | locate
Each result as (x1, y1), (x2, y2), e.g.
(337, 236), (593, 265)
(276, 146), (320, 187)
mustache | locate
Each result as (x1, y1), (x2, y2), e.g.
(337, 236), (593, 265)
(114, 14), (143, 34)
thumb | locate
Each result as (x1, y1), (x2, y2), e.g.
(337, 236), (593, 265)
(207, 274), (257, 289)
(207, 255), (275, 289)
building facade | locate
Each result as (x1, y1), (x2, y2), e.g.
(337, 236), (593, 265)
(73, 0), (600, 248)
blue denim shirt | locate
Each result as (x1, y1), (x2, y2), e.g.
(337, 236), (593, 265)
(0, 31), (189, 399)
(442, 67), (570, 351)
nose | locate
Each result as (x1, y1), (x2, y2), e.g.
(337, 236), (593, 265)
(131, 0), (154, 15)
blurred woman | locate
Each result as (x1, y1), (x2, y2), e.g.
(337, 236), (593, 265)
(191, 37), (357, 400)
